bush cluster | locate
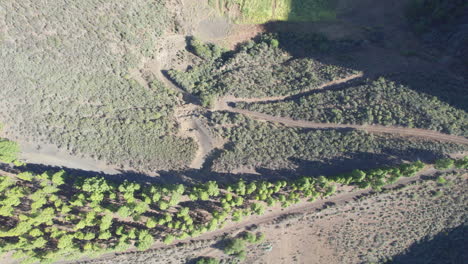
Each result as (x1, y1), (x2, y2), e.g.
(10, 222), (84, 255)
(168, 36), (358, 105)
(406, 0), (468, 33)
(0, 137), (19, 164)
(239, 77), (468, 136)
(1, 154), (464, 263)
(206, 115), (465, 172)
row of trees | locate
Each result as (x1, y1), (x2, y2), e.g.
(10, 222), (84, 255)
(0, 156), (465, 263)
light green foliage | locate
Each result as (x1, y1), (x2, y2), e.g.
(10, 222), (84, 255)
(17, 172), (33, 182)
(136, 230), (154, 251)
(163, 234), (175, 245)
(436, 176), (447, 185)
(146, 218), (157, 229)
(51, 171), (66, 186)
(0, 1), (196, 171)
(117, 206), (132, 218)
(195, 257), (220, 264)
(435, 158), (455, 170)
(240, 78), (468, 136)
(251, 203), (265, 215)
(0, 157), (464, 262)
(210, 0), (337, 24)
(57, 235), (74, 249)
(99, 214), (113, 232)
(0, 138), (19, 163)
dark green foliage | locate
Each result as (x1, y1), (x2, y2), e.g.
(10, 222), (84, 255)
(454, 157), (468, 169)
(223, 238), (245, 255)
(239, 78), (468, 136)
(406, 0), (468, 33)
(188, 37), (224, 60)
(168, 36), (357, 100)
(208, 116), (465, 172)
(434, 158), (454, 170)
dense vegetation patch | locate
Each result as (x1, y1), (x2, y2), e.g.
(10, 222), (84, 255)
(406, 0), (468, 33)
(168, 37), (357, 106)
(206, 113), (466, 172)
(0, 1), (197, 170)
(238, 77), (468, 136)
(1, 156), (465, 263)
(209, 0), (337, 24)
(0, 132), (466, 263)
(0, 138), (19, 164)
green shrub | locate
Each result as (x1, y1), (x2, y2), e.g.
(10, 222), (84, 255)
(0, 138), (19, 163)
(195, 257), (220, 264)
(223, 238), (245, 255)
(435, 158), (455, 170)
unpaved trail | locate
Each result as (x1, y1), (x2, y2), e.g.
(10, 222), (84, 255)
(218, 72), (364, 104)
(77, 167), (439, 264)
(215, 105), (468, 145)
(176, 111), (215, 169)
(211, 72), (468, 146)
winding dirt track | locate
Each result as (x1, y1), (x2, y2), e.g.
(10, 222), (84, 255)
(220, 73), (364, 104)
(160, 71), (467, 169)
(214, 105), (468, 145)
(211, 72), (468, 145)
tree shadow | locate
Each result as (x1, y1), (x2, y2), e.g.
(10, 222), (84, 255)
(389, 224), (467, 264)
(259, 16), (468, 111)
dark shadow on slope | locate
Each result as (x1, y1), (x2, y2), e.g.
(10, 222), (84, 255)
(389, 224), (467, 264)
(0, 140), (451, 188)
(231, 75), (367, 107)
(161, 70), (202, 105)
(258, 7), (468, 111)
(284, 147), (447, 178)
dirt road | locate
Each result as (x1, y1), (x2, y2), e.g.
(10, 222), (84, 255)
(215, 104), (468, 145)
(219, 72), (364, 104)
(78, 167), (439, 264)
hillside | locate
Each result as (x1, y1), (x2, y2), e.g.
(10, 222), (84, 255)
(0, 0), (467, 263)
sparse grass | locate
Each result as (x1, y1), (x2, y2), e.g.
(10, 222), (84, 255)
(0, 1), (197, 171)
(209, 0), (337, 24)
